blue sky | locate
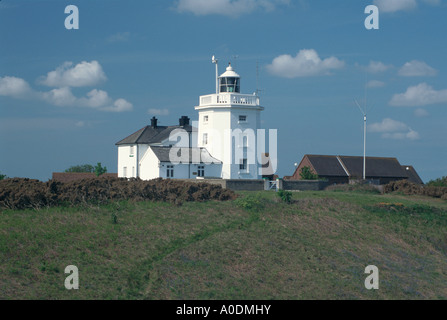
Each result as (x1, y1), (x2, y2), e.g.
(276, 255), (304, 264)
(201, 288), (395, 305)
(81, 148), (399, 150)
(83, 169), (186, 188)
(0, 0), (446, 182)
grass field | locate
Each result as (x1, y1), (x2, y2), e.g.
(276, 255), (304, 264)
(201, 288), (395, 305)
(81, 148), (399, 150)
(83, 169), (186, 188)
(1, 189), (446, 300)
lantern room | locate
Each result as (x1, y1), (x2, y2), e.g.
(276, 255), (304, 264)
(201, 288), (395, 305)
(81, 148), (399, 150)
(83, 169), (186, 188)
(219, 63), (240, 93)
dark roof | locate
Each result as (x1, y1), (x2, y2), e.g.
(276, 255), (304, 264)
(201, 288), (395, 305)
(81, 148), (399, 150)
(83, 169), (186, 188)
(402, 165), (424, 184)
(150, 147), (222, 164)
(306, 155), (348, 177)
(301, 155), (410, 179)
(339, 156), (407, 178)
(116, 125), (193, 145)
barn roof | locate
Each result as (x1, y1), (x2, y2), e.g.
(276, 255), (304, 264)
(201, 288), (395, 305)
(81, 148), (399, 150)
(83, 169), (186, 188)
(305, 155), (348, 177)
(301, 155), (411, 179)
(116, 125), (193, 145)
(150, 146), (222, 164)
(402, 165), (424, 184)
(338, 156), (407, 178)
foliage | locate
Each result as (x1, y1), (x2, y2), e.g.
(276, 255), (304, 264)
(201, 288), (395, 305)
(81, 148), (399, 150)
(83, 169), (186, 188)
(277, 189), (292, 203)
(299, 166), (319, 180)
(235, 194), (265, 212)
(94, 163), (107, 177)
(65, 164), (94, 173)
(0, 172), (6, 180)
(384, 179), (447, 200)
(427, 176), (447, 187)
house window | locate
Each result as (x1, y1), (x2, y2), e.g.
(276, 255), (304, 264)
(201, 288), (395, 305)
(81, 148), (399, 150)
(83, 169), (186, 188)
(239, 115), (247, 122)
(132, 166), (135, 177)
(130, 146), (134, 156)
(123, 167), (127, 177)
(203, 133), (208, 145)
(204, 115), (209, 122)
(198, 165), (205, 177)
(239, 159), (247, 171)
(167, 165), (174, 178)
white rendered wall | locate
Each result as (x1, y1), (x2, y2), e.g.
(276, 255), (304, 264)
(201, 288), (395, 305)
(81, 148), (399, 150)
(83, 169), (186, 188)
(117, 145), (138, 178)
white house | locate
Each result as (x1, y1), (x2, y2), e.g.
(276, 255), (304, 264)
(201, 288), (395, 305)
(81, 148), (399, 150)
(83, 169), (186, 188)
(116, 61), (265, 180)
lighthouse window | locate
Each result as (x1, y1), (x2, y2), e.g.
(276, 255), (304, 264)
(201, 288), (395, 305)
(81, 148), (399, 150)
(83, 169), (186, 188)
(220, 77), (240, 93)
(239, 115), (247, 122)
(203, 133), (208, 145)
(204, 115), (208, 122)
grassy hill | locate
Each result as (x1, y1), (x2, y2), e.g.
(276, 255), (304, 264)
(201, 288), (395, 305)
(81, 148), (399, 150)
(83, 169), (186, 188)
(1, 189), (446, 299)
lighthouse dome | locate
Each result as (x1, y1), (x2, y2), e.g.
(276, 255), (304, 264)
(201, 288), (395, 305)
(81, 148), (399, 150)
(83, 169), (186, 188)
(219, 63), (240, 93)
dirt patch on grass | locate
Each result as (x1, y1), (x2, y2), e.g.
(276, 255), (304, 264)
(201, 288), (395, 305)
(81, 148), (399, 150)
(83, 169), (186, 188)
(0, 177), (236, 210)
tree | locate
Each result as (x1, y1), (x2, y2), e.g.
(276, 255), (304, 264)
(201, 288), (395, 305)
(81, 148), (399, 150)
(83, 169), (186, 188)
(427, 176), (447, 187)
(0, 172), (7, 180)
(94, 163), (107, 177)
(65, 164), (94, 173)
(299, 166), (319, 180)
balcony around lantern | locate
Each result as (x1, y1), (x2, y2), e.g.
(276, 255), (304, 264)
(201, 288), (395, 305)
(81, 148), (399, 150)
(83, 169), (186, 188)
(199, 93), (260, 107)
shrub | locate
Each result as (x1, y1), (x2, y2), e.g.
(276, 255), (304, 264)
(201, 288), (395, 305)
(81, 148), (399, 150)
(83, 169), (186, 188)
(384, 179), (447, 200)
(427, 176), (447, 187)
(0, 172), (6, 180)
(299, 166), (319, 180)
(65, 164), (94, 173)
(235, 194), (265, 212)
(94, 163), (107, 177)
(277, 189), (292, 203)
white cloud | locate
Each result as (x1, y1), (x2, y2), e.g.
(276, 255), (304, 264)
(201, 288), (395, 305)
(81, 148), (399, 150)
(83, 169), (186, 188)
(148, 108), (170, 116)
(363, 61), (393, 73)
(266, 49), (345, 78)
(390, 83), (447, 106)
(369, 118), (409, 133)
(101, 99), (133, 112)
(398, 60), (437, 77)
(40, 61), (107, 87)
(373, 0), (417, 12)
(369, 118), (419, 140)
(175, 0), (290, 17)
(81, 89), (112, 108)
(42, 87), (77, 107)
(367, 80), (385, 88)
(0, 76), (33, 98)
(414, 108), (429, 117)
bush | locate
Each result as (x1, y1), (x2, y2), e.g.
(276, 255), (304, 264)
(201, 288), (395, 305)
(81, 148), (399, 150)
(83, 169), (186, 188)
(94, 163), (107, 177)
(0, 172), (6, 180)
(427, 176), (447, 187)
(326, 183), (381, 194)
(0, 177), (236, 210)
(384, 179), (447, 200)
(299, 166), (319, 180)
(277, 189), (292, 203)
(65, 164), (94, 173)
(235, 194), (265, 212)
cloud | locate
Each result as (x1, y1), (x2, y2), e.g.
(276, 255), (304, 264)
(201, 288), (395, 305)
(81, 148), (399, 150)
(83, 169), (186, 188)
(414, 108), (429, 117)
(175, 0), (290, 17)
(367, 80), (385, 88)
(266, 49), (345, 78)
(148, 108), (170, 116)
(102, 99), (133, 112)
(398, 60), (438, 77)
(0, 76), (33, 98)
(39, 61), (107, 87)
(368, 118), (419, 140)
(107, 32), (131, 43)
(390, 83), (447, 106)
(363, 61), (393, 74)
(42, 87), (77, 106)
(373, 0), (417, 12)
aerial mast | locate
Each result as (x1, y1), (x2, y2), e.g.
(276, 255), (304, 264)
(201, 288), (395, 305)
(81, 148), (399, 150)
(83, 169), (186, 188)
(212, 55), (218, 94)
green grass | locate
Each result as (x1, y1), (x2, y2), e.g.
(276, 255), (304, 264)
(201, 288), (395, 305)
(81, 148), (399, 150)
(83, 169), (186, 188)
(1, 190), (446, 299)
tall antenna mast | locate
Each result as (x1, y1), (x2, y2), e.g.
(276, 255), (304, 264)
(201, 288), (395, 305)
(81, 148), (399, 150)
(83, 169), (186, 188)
(354, 99), (367, 180)
(212, 55), (218, 94)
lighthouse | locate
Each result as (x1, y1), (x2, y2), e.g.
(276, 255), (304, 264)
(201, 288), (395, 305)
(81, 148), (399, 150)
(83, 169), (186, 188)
(195, 61), (264, 179)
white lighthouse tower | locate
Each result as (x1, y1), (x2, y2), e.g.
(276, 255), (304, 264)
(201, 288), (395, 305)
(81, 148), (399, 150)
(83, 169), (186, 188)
(195, 59), (264, 179)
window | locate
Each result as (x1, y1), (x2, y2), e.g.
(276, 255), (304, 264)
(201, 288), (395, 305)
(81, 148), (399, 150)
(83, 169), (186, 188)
(239, 115), (247, 122)
(167, 165), (174, 178)
(198, 165), (205, 177)
(204, 115), (209, 122)
(203, 133), (208, 145)
(132, 167), (135, 177)
(123, 167), (127, 177)
(130, 146), (134, 156)
(239, 159), (247, 171)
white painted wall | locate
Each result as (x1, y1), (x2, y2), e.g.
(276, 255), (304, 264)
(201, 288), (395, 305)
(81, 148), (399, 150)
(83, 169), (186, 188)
(117, 145), (138, 178)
